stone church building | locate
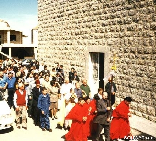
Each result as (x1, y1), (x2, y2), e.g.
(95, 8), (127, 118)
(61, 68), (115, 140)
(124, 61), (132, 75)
(37, 0), (156, 131)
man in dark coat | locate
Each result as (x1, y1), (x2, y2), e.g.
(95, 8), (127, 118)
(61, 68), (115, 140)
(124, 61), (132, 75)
(105, 77), (117, 105)
(93, 92), (111, 141)
(32, 80), (42, 126)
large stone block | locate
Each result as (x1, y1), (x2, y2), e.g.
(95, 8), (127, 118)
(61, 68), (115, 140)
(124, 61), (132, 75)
(135, 111), (142, 117)
(147, 106), (155, 116)
(137, 103), (147, 114)
(130, 102), (138, 111)
(148, 115), (156, 122)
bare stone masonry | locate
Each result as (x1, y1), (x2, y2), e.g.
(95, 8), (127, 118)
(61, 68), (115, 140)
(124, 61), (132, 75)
(38, 0), (156, 122)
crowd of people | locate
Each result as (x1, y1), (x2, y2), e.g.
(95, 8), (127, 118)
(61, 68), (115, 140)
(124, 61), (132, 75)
(0, 58), (133, 141)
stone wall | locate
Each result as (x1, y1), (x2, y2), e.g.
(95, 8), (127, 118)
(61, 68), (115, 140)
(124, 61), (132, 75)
(38, 0), (156, 122)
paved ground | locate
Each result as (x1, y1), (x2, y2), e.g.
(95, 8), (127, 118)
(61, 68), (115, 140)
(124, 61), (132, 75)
(0, 109), (155, 141)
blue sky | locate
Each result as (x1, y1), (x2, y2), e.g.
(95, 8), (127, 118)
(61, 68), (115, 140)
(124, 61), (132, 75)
(0, 0), (38, 43)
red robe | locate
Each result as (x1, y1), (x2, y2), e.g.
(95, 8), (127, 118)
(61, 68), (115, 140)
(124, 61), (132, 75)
(110, 101), (130, 139)
(83, 100), (97, 137)
(65, 103), (88, 141)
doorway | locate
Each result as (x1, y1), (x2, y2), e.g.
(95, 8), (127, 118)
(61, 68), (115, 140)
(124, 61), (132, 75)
(99, 53), (104, 89)
(88, 52), (104, 97)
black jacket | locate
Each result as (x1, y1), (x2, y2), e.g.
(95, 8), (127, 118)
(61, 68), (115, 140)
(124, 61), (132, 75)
(105, 82), (117, 94)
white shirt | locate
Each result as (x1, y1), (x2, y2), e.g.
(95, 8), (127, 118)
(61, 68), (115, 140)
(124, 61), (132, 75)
(60, 83), (73, 95)
(64, 92), (72, 101)
(39, 65), (44, 72)
(98, 93), (102, 99)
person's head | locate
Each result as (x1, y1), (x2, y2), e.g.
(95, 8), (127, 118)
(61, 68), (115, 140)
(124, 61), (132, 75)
(70, 97), (75, 103)
(27, 72), (33, 78)
(8, 72), (13, 78)
(56, 63), (59, 67)
(30, 73), (33, 78)
(3, 67), (7, 73)
(70, 88), (74, 93)
(50, 80), (56, 87)
(60, 65), (63, 68)
(42, 87), (47, 95)
(41, 62), (44, 66)
(78, 97), (85, 105)
(93, 94), (100, 100)
(8, 66), (13, 71)
(84, 96), (90, 104)
(0, 71), (4, 78)
(82, 79), (87, 86)
(124, 97), (132, 105)
(98, 88), (103, 95)
(71, 67), (75, 72)
(18, 82), (25, 90)
(44, 65), (47, 70)
(64, 77), (69, 84)
(75, 82), (80, 89)
(17, 77), (23, 83)
(33, 66), (36, 70)
(102, 92), (108, 100)
(39, 71), (43, 77)
(34, 73), (39, 80)
(108, 77), (112, 82)
(52, 68), (55, 72)
(44, 75), (49, 81)
(35, 79), (40, 87)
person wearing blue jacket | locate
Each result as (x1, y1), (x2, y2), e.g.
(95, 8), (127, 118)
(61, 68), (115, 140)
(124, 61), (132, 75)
(38, 87), (52, 132)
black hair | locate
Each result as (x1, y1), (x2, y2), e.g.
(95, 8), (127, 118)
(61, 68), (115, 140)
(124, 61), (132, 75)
(50, 80), (56, 86)
(84, 96), (90, 101)
(124, 97), (132, 102)
(42, 87), (47, 91)
(93, 94), (100, 100)
(98, 88), (103, 93)
(78, 97), (84, 102)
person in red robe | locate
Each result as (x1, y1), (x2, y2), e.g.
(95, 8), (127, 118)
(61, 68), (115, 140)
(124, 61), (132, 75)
(110, 97), (132, 140)
(83, 96), (97, 138)
(65, 97), (88, 141)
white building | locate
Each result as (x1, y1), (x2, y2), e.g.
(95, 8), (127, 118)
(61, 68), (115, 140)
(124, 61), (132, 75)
(0, 19), (37, 60)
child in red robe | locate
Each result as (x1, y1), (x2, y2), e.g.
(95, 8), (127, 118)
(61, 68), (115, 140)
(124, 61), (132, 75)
(110, 97), (132, 140)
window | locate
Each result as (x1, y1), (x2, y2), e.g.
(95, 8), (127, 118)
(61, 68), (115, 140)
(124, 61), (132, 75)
(10, 35), (16, 41)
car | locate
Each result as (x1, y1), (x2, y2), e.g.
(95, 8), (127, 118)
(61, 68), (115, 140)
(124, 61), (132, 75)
(21, 59), (33, 66)
(0, 93), (13, 130)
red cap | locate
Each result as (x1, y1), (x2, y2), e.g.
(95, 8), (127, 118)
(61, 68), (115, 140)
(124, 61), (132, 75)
(35, 79), (40, 84)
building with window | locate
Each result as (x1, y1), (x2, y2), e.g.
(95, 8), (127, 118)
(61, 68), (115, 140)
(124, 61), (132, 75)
(0, 19), (37, 60)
